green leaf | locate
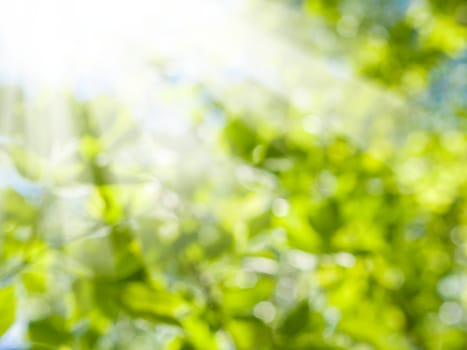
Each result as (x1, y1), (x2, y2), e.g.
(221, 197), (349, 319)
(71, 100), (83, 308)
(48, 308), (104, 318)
(0, 286), (16, 336)
(120, 282), (190, 325)
(277, 300), (309, 336)
(28, 315), (71, 347)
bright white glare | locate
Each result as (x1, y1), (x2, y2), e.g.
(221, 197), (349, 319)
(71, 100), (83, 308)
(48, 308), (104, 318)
(0, 0), (353, 100)
(0, 0), (247, 95)
(0, 0), (408, 148)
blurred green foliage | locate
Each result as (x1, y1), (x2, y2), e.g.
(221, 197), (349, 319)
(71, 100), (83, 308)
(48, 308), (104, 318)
(283, 0), (467, 90)
(1, 1), (467, 349)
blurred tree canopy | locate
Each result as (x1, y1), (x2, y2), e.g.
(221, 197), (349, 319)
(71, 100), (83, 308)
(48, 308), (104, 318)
(0, 0), (466, 349)
(278, 0), (466, 90)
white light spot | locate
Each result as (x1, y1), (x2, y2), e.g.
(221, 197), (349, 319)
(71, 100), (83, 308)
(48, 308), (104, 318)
(316, 170), (337, 197)
(288, 250), (317, 271)
(233, 271), (258, 289)
(335, 252), (356, 268)
(439, 302), (463, 325)
(244, 257), (278, 275)
(253, 301), (276, 323)
(438, 275), (462, 299)
(272, 198), (289, 217)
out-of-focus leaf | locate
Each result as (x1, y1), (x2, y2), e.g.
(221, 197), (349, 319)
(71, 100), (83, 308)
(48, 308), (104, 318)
(277, 300), (309, 336)
(227, 318), (273, 350)
(0, 286), (16, 337)
(28, 315), (71, 348)
(120, 282), (190, 325)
